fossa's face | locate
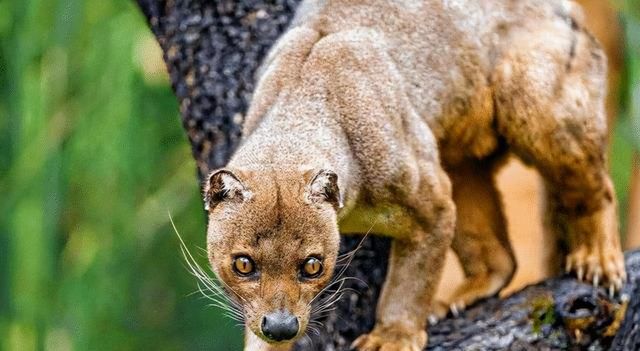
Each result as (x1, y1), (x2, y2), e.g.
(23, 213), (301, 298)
(204, 168), (341, 344)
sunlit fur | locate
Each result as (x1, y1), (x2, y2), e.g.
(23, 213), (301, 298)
(201, 0), (625, 350)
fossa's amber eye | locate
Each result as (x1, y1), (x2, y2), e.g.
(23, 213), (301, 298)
(301, 257), (323, 278)
(233, 256), (255, 276)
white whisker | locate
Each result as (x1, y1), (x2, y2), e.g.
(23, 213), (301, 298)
(168, 211), (245, 324)
(306, 219), (377, 334)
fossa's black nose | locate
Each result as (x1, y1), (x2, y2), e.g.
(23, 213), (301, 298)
(261, 310), (299, 342)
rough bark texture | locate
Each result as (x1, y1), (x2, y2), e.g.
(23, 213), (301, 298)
(134, 1), (640, 349)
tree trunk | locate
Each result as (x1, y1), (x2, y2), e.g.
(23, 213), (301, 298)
(134, 1), (640, 349)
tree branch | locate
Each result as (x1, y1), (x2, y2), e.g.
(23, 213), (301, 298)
(134, 0), (640, 349)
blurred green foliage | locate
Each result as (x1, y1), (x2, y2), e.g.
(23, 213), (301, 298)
(0, 0), (241, 350)
(624, 2), (640, 151)
(612, 0), (640, 237)
(0, 1), (637, 351)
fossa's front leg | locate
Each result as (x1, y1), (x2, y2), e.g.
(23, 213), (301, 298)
(353, 185), (456, 350)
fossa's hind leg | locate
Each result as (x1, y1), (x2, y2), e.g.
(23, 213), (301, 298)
(493, 22), (625, 291)
(441, 161), (516, 315)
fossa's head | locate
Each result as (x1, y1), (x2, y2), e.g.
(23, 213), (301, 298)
(204, 167), (342, 345)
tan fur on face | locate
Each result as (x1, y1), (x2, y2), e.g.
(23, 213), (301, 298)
(206, 169), (339, 344)
(205, 1), (625, 350)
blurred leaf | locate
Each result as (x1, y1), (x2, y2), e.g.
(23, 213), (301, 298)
(0, 0), (240, 349)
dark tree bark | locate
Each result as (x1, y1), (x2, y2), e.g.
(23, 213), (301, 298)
(134, 1), (640, 349)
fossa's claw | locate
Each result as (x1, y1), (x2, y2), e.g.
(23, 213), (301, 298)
(449, 301), (465, 318)
(427, 314), (439, 326)
(450, 303), (459, 317)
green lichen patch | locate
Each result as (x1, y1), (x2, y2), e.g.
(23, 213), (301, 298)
(530, 294), (557, 335)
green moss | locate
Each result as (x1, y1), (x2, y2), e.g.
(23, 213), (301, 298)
(530, 295), (557, 335)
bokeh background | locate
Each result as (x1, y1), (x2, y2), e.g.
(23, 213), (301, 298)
(0, 0), (638, 350)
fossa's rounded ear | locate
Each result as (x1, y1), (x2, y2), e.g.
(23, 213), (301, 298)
(203, 169), (251, 211)
(306, 169), (343, 209)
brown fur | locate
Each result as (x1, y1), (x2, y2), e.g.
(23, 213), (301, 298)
(463, 0), (626, 301)
(204, 1), (625, 350)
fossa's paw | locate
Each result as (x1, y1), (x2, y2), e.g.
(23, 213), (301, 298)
(351, 325), (427, 351)
(565, 245), (626, 295)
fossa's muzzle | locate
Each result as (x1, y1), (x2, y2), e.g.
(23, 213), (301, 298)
(261, 310), (299, 342)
